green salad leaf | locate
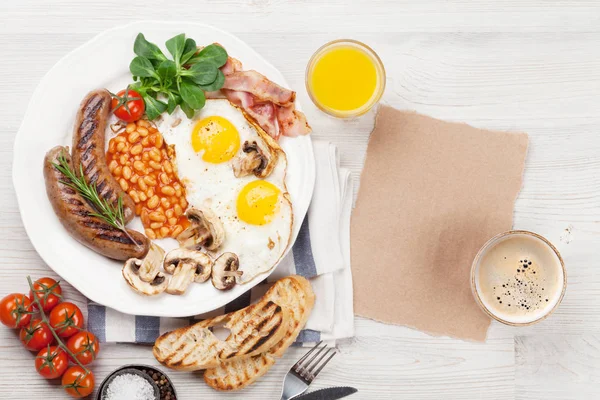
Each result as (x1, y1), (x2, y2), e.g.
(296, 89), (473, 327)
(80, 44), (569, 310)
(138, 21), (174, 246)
(129, 56), (157, 78)
(198, 70), (225, 92)
(180, 79), (206, 109)
(167, 92), (181, 114)
(165, 34), (186, 67)
(182, 62), (218, 85)
(143, 95), (168, 120)
(128, 33), (228, 120)
(157, 60), (177, 86)
(193, 44), (228, 67)
(181, 38), (198, 65)
(134, 33), (167, 62)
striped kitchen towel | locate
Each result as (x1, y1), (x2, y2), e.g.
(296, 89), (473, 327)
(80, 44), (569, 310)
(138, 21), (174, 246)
(87, 141), (354, 345)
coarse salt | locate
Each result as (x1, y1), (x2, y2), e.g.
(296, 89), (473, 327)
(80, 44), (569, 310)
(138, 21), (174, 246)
(104, 373), (155, 400)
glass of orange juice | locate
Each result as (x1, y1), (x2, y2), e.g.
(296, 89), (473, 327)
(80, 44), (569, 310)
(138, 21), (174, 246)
(306, 39), (386, 118)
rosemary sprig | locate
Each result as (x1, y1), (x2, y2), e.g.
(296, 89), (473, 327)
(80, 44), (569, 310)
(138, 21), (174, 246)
(52, 153), (140, 247)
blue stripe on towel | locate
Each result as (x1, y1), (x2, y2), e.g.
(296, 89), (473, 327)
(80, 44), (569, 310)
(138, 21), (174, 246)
(87, 303), (106, 343)
(135, 315), (160, 344)
(292, 216), (318, 278)
(294, 329), (321, 344)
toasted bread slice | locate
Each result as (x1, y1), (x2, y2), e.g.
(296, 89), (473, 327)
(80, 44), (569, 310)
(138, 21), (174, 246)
(153, 300), (290, 371)
(204, 275), (315, 391)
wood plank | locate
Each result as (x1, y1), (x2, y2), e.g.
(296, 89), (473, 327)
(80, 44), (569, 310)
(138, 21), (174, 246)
(516, 335), (600, 399)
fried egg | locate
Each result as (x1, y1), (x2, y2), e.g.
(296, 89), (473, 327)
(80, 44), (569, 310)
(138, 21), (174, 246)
(156, 99), (293, 283)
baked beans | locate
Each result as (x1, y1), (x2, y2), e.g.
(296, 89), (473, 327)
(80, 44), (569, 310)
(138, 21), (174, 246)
(106, 120), (189, 239)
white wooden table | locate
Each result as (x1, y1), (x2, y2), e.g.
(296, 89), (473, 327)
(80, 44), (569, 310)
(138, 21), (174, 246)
(2, 1), (600, 399)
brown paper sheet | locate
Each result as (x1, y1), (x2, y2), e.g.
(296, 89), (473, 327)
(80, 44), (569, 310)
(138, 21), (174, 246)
(351, 107), (528, 341)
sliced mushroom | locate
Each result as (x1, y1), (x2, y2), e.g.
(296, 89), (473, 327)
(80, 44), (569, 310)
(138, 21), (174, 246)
(164, 248), (213, 295)
(123, 258), (168, 296)
(232, 140), (277, 178)
(212, 252), (243, 291)
(138, 244), (166, 283)
(176, 207), (225, 251)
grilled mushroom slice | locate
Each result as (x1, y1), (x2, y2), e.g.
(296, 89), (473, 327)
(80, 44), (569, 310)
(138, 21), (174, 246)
(212, 252), (243, 291)
(138, 244), (166, 283)
(164, 248), (213, 295)
(176, 207), (225, 251)
(123, 258), (168, 296)
(232, 140), (277, 178)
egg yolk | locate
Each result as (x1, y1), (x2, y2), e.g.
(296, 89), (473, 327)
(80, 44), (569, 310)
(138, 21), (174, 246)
(237, 180), (281, 225)
(191, 116), (240, 163)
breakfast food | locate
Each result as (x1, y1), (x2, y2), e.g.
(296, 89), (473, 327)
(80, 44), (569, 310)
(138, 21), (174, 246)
(176, 207), (225, 251)
(71, 89), (136, 223)
(128, 34), (229, 120)
(43, 32), (309, 307)
(216, 67), (311, 139)
(44, 146), (150, 260)
(163, 248), (213, 295)
(473, 231), (566, 325)
(204, 275), (314, 390)
(1, 277), (98, 398)
(306, 40), (385, 117)
(211, 252), (241, 290)
(153, 276), (314, 391)
(106, 119), (190, 240)
(153, 300), (290, 370)
(156, 99), (294, 284)
(122, 244), (169, 296)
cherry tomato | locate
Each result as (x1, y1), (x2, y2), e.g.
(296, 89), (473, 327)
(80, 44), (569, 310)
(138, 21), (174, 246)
(35, 345), (68, 379)
(111, 88), (145, 122)
(67, 331), (99, 365)
(19, 319), (53, 351)
(49, 302), (83, 338)
(0, 293), (33, 328)
(29, 277), (62, 312)
(62, 366), (95, 398)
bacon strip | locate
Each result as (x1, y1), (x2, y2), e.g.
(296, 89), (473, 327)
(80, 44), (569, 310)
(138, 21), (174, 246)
(205, 51), (311, 139)
(276, 105), (311, 138)
(223, 89), (279, 139)
(223, 70), (296, 106)
(221, 56), (243, 76)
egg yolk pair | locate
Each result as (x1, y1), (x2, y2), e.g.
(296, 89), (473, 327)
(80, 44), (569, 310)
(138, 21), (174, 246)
(191, 117), (280, 226)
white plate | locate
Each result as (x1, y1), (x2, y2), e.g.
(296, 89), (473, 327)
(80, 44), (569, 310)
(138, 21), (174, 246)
(13, 21), (315, 317)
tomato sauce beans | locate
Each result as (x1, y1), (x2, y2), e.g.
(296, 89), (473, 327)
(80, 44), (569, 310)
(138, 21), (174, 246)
(106, 120), (189, 239)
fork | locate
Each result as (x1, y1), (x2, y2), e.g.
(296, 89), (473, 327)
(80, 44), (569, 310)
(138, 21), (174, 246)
(279, 341), (338, 400)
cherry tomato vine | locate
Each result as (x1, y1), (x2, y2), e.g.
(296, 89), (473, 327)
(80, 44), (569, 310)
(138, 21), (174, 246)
(25, 277), (92, 386)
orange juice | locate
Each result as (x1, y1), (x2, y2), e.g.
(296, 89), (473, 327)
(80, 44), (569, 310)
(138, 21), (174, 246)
(306, 40), (385, 117)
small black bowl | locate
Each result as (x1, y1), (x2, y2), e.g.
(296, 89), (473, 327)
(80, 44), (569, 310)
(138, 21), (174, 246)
(96, 364), (176, 400)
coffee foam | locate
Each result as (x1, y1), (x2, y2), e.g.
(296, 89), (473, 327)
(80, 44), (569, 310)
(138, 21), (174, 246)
(474, 233), (565, 324)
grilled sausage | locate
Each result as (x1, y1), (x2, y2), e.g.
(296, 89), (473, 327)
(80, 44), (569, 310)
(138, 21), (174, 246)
(44, 146), (149, 261)
(71, 89), (135, 223)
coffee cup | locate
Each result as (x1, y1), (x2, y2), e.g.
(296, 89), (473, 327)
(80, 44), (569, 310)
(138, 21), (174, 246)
(470, 230), (566, 326)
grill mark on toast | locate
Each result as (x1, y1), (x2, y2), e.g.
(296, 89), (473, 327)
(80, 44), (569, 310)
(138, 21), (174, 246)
(165, 340), (189, 366)
(221, 302), (283, 359)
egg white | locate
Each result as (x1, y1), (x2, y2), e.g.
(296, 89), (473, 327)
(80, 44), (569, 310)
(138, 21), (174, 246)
(156, 100), (293, 283)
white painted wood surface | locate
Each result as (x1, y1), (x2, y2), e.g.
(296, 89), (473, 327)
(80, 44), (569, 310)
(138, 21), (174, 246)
(1, 1), (599, 399)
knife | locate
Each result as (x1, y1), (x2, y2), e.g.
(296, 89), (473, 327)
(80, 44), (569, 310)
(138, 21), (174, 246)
(292, 386), (358, 400)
